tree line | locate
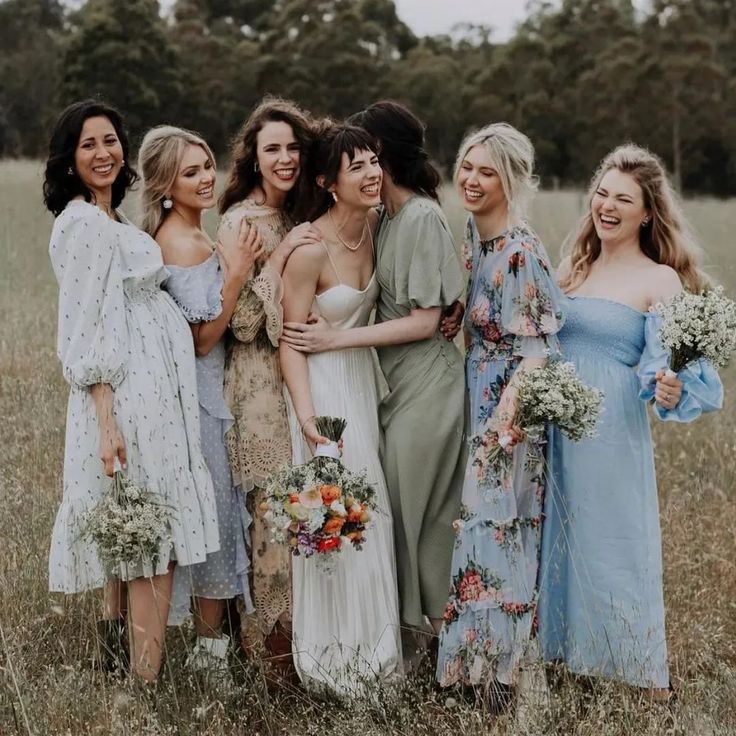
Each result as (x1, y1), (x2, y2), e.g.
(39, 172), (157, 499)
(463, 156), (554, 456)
(1, 0), (735, 194)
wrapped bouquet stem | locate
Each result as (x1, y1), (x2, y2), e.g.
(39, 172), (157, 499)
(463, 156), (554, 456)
(471, 362), (603, 489)
(264, 416), (376, 572)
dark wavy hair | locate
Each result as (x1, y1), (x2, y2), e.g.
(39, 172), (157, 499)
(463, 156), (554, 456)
(349, 100), (440, 202)
(218, 96), (313, 217)
(43, 99), (138, 216)
(293, 120), (379, 223)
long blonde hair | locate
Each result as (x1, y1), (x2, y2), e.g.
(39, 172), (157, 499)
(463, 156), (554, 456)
(560, 144), (706, 293)
(137, 125), (216, 236)
(453, 122), (538, 221)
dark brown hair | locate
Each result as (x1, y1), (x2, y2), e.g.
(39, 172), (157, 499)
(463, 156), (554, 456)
(349, 100), (440, 201)
(43, 99), (138, 216)
(218, 96), (313, 216)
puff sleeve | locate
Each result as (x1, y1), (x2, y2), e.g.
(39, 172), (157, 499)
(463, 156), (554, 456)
(165, 255), (224, 324)
(391, 199), (464, 311)
(499, 239), (565, 359)
(218, 209), (283, 346)
(638, 312), (723, 422)
(49, 207), (128, 389)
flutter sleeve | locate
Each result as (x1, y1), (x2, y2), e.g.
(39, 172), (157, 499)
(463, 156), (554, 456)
(499, 237), (565, 359)
(638, 311), (723, 421)
(165, 255), (223, 324)
(49, 206), (128, 389)
(393, 199), (464, 310)
(218, 209), (283, 346)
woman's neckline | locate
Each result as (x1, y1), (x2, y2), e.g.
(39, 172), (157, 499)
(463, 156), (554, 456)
(165, 250), (218, 271)
(567, 294), (647, 316)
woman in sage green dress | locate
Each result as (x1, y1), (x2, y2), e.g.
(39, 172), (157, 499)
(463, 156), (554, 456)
(281, 101), (466, 635)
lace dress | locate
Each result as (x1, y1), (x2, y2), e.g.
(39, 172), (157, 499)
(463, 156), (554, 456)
(437, 219), (564, 688)
(48, 201), (219, 591)
(220, 199), (293, 644)
(165, 253), (254, 622)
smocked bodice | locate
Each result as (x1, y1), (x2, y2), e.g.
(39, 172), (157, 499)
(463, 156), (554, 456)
(560, 297), (645, 368)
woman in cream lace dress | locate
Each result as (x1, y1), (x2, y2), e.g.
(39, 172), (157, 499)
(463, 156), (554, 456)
(218, 98), (319, 664)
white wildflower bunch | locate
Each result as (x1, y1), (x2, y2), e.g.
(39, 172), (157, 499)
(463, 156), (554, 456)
(83, 469), (171, 575)
(516, 361), (603, 442)
(655, 286), (736, 372)
(471, 361), (602, 488)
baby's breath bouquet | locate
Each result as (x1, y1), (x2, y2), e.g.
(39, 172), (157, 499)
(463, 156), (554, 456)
(83, 463), (171, 578)
(471, 362), (602, 488)
(655, 286), (736, 374)
(263, 416), (376, 572)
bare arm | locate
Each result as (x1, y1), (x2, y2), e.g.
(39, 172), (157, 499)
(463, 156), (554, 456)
(279, 247), (329, 448)
(281, 306), (441, 353)
(90, 383), (126, 476)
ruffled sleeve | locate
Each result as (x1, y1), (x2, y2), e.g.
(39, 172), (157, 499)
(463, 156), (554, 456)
(638, 312), (723, 422)
(165, 254), (223, 324)
(49, 204), (128, 389)
(499, 235), (565, 359)
(218, 208), (284, 346)
(392, 198), (464, 310)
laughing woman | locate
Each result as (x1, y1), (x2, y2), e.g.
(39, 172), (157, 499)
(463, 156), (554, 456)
(218, 98), (319, 664)
(44, 100), (219, 681)
(138, 126), (263, 675)
(436, 124), (564, 694)
(538, 145), (723, 696)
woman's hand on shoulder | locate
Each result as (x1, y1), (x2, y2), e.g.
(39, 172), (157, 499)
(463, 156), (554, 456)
(216, 216), (264, 285)
(271, 222), (323, 273)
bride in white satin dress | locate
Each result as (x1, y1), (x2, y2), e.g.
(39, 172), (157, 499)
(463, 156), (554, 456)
(279, 122), (401, 694)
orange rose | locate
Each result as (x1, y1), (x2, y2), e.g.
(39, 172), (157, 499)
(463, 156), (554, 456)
(322, 517), (345, 535)
(347, 508), (362, 523)
(320, 484), (342, 504)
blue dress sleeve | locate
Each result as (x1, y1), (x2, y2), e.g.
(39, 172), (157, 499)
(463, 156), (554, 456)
(164, 254), (223, 324)
(50, 206), (128, 389)
(638, 312), (723, 422)
(499, 236), (565, 359)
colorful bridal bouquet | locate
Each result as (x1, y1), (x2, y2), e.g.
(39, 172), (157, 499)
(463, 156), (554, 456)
(655, 286), (736, 375)
(472, 361), (603, 487)
(263, 416), (377, 571)
(83, 461), (171, 577)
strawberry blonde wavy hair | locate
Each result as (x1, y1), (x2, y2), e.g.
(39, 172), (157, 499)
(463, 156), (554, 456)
(560, 144), (707, 293)
(138, 125), (216, 236)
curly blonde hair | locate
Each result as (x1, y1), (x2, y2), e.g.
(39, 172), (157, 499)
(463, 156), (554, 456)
(560, 144), (706, 293)
(137, 125), (215, 236)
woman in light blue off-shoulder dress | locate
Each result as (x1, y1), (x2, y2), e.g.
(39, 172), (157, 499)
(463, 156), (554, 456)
(538, 145), (723, 693)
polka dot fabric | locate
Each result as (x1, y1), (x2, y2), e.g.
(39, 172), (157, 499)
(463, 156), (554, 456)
(48, 201), (220, 592)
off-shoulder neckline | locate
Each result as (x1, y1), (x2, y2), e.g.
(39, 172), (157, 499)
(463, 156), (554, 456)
(165, 250), (218, 272)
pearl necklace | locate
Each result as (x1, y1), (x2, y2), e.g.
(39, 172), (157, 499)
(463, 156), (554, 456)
(328, 208), (368, 252)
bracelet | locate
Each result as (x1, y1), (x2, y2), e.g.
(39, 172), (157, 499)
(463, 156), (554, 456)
(299, 415), (315, 431)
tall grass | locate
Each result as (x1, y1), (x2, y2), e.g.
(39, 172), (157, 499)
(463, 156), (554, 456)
(0, 161), (734, 734)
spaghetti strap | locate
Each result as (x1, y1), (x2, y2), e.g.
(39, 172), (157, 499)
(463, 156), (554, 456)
(321, 240), (342, 284)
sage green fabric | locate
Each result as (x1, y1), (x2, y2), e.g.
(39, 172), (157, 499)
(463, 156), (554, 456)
(375, 196), (467, 627)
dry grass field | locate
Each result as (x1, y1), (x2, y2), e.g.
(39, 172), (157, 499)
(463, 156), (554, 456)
(0, 160), (734, 735)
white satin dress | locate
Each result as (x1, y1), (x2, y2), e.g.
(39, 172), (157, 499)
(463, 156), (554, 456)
(285, 248), (402, 696)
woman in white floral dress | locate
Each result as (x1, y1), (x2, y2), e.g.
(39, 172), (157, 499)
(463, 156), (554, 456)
(44, 100), (219, 681)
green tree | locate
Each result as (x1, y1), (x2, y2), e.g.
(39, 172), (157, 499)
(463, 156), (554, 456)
(61, 0), (183, 143)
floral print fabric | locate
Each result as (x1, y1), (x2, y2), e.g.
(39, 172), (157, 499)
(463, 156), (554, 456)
(437, 218), (564, 687)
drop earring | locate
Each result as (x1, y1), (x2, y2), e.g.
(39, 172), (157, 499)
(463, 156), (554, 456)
(67, 166), (74, 176)
(331, 191), (338, 203)
(162, 196), (173, 210)
(641, 217), (650, 227)
(254, 162), (260, 172)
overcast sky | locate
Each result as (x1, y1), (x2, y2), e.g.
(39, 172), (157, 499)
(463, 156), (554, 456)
(393, 0), (527, 41)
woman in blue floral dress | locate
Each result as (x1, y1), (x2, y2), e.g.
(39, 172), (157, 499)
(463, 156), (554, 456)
(437, 124), (564, 691)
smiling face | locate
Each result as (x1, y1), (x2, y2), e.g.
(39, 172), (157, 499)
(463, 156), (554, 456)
(331, 149), (382, 209)
(168, 143), (216, 211)
(255, 120), (301, 200)
(456, 144), (507, 216)
(591, 168), (649, 245)
(74, 115), (124, 197)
